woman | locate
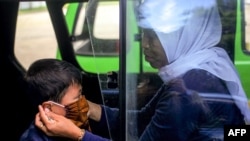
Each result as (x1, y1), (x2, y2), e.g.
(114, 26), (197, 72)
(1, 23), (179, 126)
(137, 0), (249, 123)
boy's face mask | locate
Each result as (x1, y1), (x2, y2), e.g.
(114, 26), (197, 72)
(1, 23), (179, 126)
(65, 95), (91, 131)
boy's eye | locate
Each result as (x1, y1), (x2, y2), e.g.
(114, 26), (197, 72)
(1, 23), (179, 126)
(77, 94), (82, 99)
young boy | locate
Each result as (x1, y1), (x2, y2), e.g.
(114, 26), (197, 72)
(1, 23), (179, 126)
(20, 58), (91, 141)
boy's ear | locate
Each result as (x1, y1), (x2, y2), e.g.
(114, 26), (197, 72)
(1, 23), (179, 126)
(42, 101), (66, 116)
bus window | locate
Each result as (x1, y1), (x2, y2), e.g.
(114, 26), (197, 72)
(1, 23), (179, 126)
(15, 2), (57, 70)
(62, 1), (120, 75)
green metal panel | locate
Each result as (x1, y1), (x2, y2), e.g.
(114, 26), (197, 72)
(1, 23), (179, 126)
(235, 0), (250, 98)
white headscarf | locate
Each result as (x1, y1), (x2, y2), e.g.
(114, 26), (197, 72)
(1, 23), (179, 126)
(138, 0), (250, 123)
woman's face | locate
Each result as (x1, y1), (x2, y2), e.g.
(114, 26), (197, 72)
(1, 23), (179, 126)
(141, 29), (168, 69)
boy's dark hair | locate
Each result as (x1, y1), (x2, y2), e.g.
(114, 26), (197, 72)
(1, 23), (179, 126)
(25, 58), (82, 107)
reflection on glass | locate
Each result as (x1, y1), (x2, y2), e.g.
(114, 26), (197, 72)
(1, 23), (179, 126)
(245, 2), (250, 51)
(126, 0), (249, 140)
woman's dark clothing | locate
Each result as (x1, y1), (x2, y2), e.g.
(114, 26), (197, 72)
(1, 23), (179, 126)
(94, 69), (245, 141)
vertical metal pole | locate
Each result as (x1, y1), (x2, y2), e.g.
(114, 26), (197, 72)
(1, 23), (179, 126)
(119, 0), (126, 140)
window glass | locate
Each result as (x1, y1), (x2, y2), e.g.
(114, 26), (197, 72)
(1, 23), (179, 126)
(74, 3), (87, 36)
(125, 0), (250, 140)
(64, 1), (119, 74)
(93, 2), (119, 39)
(245, 1), (250, 51)
(15, 2), (57, 70)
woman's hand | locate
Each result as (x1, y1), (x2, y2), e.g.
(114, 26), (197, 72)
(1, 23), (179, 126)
(35, 105), (84, 140)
